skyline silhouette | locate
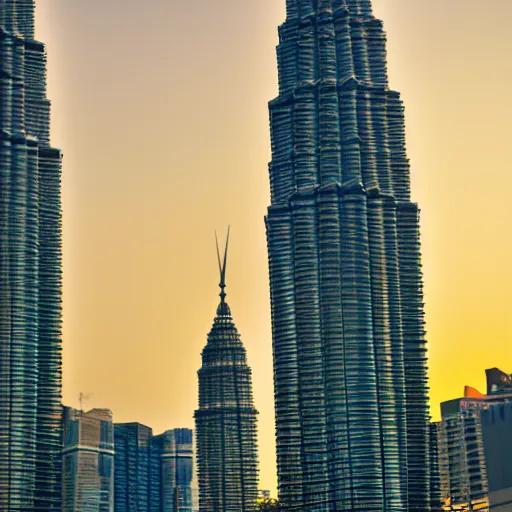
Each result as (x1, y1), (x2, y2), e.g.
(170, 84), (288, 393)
(33, 0), (512, 494)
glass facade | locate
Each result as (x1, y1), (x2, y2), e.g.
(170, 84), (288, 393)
(194, 254), (259, 511)
(114, 423), (159, 512)
(266, 1), (430, 510)
(153, 428), (194, 512)
(62, 407), (114, 512)
(482, 403), (512, 510)
(0, 2), (63, 511)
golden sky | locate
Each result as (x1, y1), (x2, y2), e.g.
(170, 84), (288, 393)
(36, 0), (512, 494)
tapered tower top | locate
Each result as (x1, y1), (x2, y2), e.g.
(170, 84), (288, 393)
(285, 0), (373, 20)
(196, 229), (259, 511)
(0, 0), (35, 38)
(215, 227), (231, 316)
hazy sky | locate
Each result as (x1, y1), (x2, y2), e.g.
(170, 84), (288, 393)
(35, 0), (512, 494)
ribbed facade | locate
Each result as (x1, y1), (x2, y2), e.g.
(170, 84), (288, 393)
(266, 1), (429, 510)
(62, 407), (115, 512)
(429, 422), (443, 512)
(0, 2), (62, 511)
(194, 288), (259, 511)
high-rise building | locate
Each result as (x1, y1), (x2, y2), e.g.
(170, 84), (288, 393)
(62, 407), (114, 512)
(194, 232), (259, 511)
(114, 422), (159, 512)
(0, 2), (63, 511)
(152, 428), (194, 512)
(429, 422), (443, 512)
(481, 402), (512, 511)
(433, 368), (512, 511)
(436, 399), (489, 511)
(266, 1), (430, 509)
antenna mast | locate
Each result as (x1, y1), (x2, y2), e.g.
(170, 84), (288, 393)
(215, 226), (230, 302)
(79, 392), (90, 412)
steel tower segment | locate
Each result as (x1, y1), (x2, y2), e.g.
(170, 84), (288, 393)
(0, 1), (63, 510)
(266, 0), (430, 510)
(215, 226), (230, 303)
(194, 233), (259, 511)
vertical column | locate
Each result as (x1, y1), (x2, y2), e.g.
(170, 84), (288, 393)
(0, 33), (14, 503)
(276, 21), (298, 95)
(10, 133), (37, 510)
(317, 187), (351, 511)
(0, 0), (17, 34)
(387, 93), (410, 203)
(382, 197), (408, 509)
(265, 208), (304, 509)
(317, 12), (342, 186)
(367, 195), (404, 511)
(397, 204), (430, 512)
(269, 103), (295, 204)
(339, 188), (383, 511)
(292, 199), (329, 510)
(35, 147), (62, 512)
(15, 0), (35, 39)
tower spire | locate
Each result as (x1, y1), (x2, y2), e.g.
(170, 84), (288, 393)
(215, 226), (230, 303)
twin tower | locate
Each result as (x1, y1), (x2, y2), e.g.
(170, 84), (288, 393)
(196, 0), (431, 511)
(194, 230), (259, 511)
(0, 0), (430, 511)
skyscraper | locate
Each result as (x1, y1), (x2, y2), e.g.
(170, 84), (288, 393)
(152, 428), (194, 512)
(0, 2), (63, 511)
(62, 407), (115, 512)
(194, 232), (259, 511)
(114, 422), (159, 512)
(265, 1), (430, 509)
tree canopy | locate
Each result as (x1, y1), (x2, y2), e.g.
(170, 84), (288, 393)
(257, 497), (281, 510)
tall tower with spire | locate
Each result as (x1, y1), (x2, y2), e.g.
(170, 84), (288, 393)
(266, 0), (430, 510)
(0, 1), (63, 511)
(194, 230), (259, 512)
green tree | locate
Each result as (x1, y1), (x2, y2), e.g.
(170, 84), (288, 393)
(257, 497), (281, 510)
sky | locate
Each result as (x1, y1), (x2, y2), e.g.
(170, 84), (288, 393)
(35, 0), (512, 495)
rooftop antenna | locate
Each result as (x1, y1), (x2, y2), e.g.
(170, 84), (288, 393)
(79, 392), (90, 412)
(215, 226), (230, 303)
